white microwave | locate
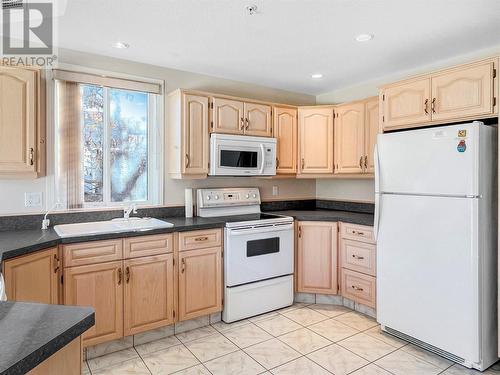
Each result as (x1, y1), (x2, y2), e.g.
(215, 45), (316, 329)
(209, 134), (276, 176)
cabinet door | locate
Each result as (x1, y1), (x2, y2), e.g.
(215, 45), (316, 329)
(211, 97), (244, 134)
(382, 78), (431, 130)
(298, 108), (334, 174)
(3, 247), (59, 304)
(364, 97), (379, 173)
(296, 221), (338, 294)
(0, 66), (38, 174)
(64, 261), (123, 347)
(124, 255), (174, 336)
(273, 106), (297, 174)
(334, 103), (365, 174)
(244, 102), (272, 137)
(431, 62), (495, 121)
(178, 247), (222, 321)
(183, 94), (209, 174)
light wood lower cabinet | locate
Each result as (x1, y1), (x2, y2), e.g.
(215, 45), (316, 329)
(296, 221), (338, 294)
(124, 254), (175, 336)
(64, 261), (123, 347)
(178, 247), (222, 321)
(2, 247), (60, 304)
(28, 337), (82, 375)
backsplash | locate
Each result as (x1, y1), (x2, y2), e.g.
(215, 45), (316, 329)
(0, 199), (374, 232)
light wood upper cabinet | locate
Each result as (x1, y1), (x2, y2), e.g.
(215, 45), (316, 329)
(364, 97), (379, 173)
(183, 94), (209, 174)
(3, 247), (59, 304)
(167, 90), (209, 179)
(298, 107), (334, 174)
(124, 254), (174, 336)
(244, 102), (272, 136)
(178, 247), (222, 321)
(381, 78), (431, 130)
(0, 65), (44, 178)
(211, 97), (244, 134)
(431, 61), (495, 121)
(334, 103), (365, 174)
(296, 221), (338, 294)
(273, 106), (297, 174)
(64, 261), (123, 347)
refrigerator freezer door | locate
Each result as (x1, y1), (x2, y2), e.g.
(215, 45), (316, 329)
(377, 193), (479, 362)
(377, 123), (479, 196)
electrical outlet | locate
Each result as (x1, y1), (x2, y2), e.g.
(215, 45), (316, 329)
(272, 186), (279, 196)
(25, 192), (43, 208)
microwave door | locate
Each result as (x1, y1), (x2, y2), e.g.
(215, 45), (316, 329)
(216, 145), (262, 175)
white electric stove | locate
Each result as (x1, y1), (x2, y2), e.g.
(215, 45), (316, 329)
(196, 187), (294, 322)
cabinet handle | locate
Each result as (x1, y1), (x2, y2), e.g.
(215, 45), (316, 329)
(276, 158), (279, 168)
(245, 118), (249, 130)
(53, 254), (59, 273)
(351, 285), (364, 292)
(424, 99), (429, 114)
(240, 117), (245, 130)
(352, 254), (365, 260)
(298, 226), (302, 238)
(126, 266), (130, 283)
(194, 236), (209, 242)
(301, 158), (305, 170)
(431, 98), (436, 113)
(117, 268), (122, 285)
(181, 258), (186, 273)
(352, 230), (365, 236)
(185, 154), (190, 168)
(29, 148), (34, 166)
(364, 155), (368, 169)
(359, 156), (363, 169)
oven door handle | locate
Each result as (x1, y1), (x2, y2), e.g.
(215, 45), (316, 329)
(259, 144), (266, 174)
(227, 223), (294, 236)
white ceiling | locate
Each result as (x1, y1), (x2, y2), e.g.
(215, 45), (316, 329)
(55, 0), (500, 95)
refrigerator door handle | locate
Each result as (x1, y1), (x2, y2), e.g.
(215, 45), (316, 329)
(374, 143), (380, 193)
(374, 193), (380, 242)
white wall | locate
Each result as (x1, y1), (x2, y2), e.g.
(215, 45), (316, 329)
(0, 48), (316, 215)
(315, 44), (500, 203)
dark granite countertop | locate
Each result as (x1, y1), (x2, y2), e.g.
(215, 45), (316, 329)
(0, 210), (373, 263)
(0, 302), (94, 375)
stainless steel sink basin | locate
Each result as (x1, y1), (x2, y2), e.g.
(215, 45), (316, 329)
(54, 218), (174, 238)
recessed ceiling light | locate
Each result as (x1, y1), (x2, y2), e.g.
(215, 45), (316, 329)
(311, 73), (323, 79)
(355, 34), (374, 42)
(113, 42), (130, 49)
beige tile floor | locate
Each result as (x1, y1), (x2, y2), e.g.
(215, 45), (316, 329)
(83, 304), (500, 375)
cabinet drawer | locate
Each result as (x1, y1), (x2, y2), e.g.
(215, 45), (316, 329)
(63, 239), (123, 267)
(123, 234), (173, 259)
(340, 239), (376, 276)
(179, 229), (222, 251)
(340, 222), (375, 243)
(341, 269), (376, 308)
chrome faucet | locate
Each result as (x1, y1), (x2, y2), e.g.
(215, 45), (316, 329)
(123, 204), (138, 219)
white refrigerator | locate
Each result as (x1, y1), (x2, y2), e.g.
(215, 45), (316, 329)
(375, 122), (498, 370)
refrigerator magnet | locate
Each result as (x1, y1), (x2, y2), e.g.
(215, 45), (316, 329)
(457, 140), (467, 152)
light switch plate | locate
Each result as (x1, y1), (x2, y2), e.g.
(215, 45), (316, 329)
(272, 186), (279, 196)
(25, 192), (43, 208)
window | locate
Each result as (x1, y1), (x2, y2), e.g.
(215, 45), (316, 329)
(54, 70), (163, 209)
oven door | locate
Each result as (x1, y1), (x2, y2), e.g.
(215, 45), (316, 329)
(210, 142), (265, 176)
(224, 222), (294, 287)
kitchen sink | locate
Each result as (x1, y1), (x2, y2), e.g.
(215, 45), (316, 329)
(54, 217), (174, 238)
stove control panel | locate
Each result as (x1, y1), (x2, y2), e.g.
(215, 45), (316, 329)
(197, 187), (261, 208)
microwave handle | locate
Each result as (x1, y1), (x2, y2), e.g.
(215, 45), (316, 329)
(259, 144), (266, 174)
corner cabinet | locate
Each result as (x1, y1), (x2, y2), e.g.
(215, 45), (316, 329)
(273, 106), (297, 174)
(380, 58), (498, 131)
(296, 221), (338, 294)
(2, 247), (60, 304)
(0, 65), (45, 178)
(297, 107), (334, 175)
(211, 96), (272, 137)
(167, 90), (209, 179)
